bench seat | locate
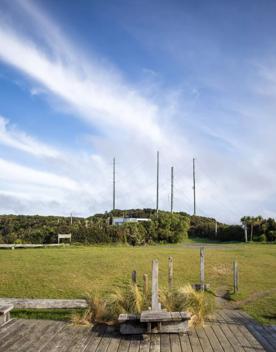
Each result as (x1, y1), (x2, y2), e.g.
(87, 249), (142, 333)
(0, 304), (13, 326)
(118, 310), (191, 334)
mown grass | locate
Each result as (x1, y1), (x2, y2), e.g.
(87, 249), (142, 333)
(0, 242), (275, 324)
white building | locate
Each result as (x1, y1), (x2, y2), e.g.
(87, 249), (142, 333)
(112, 217), (151, 225)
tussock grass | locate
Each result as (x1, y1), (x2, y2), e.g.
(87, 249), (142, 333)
(160, 284), (214, 326)
(72, 283), (214, 327)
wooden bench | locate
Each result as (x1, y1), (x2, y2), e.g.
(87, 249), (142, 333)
(0, 305), (13, 326)
(140, 310), (190, 334)
(119, 311), (191, 334)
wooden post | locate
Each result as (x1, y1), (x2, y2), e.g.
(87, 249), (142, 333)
(168, 256), (173, 290)
(143, 274), (148, 296)
(152, 259), (160, 311)
(233, 261), (239, 293)
(200, 247), (205, 291)
(131, 270), (137, 284)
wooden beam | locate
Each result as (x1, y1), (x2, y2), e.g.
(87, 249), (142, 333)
(0, 298), (88, 309)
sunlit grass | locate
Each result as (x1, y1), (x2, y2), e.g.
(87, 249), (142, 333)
(1, 242), (275, 324)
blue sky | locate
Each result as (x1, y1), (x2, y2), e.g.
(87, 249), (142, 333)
(1, 0), (276, 223)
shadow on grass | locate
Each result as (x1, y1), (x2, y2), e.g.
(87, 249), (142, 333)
(11, 308), (85, 321)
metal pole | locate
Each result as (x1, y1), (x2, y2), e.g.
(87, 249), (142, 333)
(113, 157), (116, 211)
(193, 158), (196, 215)
(156, 151), (159, 214)
(171, 166), (174, 213)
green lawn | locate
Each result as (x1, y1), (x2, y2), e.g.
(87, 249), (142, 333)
(0, 243), (275, 324)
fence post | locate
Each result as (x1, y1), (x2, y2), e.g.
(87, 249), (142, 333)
(200, 247), (205, 291)
(143, 274), (148, 296)
(131, 270), (137, 284)
(168, 256), (173, 290)
(152, 259), (160, 311)
(233, 261), (239, 293)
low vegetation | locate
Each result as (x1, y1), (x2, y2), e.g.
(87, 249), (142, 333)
(1, 209), (275, 245)
(71, 282), (214, 327)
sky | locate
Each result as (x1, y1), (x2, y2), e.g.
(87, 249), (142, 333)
(0, 0), (276, 223)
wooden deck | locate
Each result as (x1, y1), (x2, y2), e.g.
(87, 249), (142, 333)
(0, 310), (275, 351)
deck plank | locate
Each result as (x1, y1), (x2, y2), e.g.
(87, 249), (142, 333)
(0, 310), (275, 352)
(0, 320), (38, 352)
(95, 330), (111, 352)
(128, 335), (141, 352)
(189, 328), (204, 352)
(203, 325), (224, 352)
(235, 311), (276, 352)
(216, 312), (245, 352)
(150, 334), (160, 352)
(117, 335), (132, 352)
(223, 310), (265, 352)
(160, 334), (170, 352)
(20, 320), (64, 352)
(211, 324), (235, 352)
(106, 333), (121, 352)
(139, 334), (151, 352)
(83, 326), (106, 352)
(195, 327), (214, 352)
(179, 333), (192, 352)
(169, 334), (181, 352)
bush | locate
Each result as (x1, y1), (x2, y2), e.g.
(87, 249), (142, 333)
(267, 230), (276, 242)
(257, 234), (267, 242)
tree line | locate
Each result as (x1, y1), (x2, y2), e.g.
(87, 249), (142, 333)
(0, 210), (275, 245)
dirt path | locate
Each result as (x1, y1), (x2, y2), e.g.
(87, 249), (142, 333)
(215, 287), (276, 310)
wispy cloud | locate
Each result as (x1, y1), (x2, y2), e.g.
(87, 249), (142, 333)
(0, 0), (276, 222)
(0, 116), (60, 158)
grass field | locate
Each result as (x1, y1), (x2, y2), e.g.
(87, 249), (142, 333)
(0, 242), (275, 324)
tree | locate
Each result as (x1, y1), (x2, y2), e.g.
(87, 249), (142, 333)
(240, 216), (250, 242)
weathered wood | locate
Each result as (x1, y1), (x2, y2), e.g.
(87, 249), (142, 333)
(128, 335), (141, 352)
(211, 324), (235, 352)
(143, 274), (149, 297)
(0, 305), (13, 315)
(195, 327), (214, 352)
(160, 334), (170, 352)
(233, 261), (239, 293)
(120, 322), (147, 335)
(139, 334), (151, 352)
(118, 314), (139, 323)
(117, 335), (132, 352)
(0, 244), (64, 249)
(0, 298), (87, 309)
(188, 328), (204, 352)
(152, 259), (160, 311)
(150, 334), (160, 352)
(140, 311), (190, 334)
(1, 311), (275, 351)
(203, 325), (224, 352)
(106, 333), (121, 352)
(179, 331), (192, 352)
(131, 271), (137, 284)
(0, 304), (13, 326)
(200, 247), (205, 291)
(158, 321), (189, 334)
(169, 334), (181, 352)
(141, 311), (185, 323)
(168, 257), (173, 290)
